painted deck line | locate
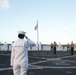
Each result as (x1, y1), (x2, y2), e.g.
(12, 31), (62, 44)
(1, 66), (76, 71)
(58, 60), (76, 63)
(0, 67), (11, 71)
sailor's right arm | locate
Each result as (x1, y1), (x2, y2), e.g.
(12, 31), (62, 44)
(25, 36), (35, 47)
(27, 38), (35, 47)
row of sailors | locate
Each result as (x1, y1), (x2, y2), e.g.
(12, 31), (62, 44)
(50, 41), (74, 55)
(51, 41), (74, 49)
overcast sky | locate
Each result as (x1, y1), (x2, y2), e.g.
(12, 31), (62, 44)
(0, 0), (76, 44)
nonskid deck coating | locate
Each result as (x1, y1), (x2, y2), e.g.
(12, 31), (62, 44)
(0, 51), (76, 75)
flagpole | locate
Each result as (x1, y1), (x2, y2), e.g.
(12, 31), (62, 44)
(37, 20), (39, 51)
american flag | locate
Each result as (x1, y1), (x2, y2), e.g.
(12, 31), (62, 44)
(34, 22), (38, 30)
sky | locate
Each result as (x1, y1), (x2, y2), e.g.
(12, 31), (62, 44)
(0, 0), (76, 44)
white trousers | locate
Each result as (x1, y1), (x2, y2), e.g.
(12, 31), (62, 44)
(13, 64), (28, 75)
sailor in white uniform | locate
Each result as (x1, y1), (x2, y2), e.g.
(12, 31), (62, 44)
(10, 31), (35, 75)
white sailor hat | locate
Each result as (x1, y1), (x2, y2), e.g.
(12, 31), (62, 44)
(18, 31), (26, 35)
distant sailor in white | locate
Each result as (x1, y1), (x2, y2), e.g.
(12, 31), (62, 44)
(10, 31), (35, 75)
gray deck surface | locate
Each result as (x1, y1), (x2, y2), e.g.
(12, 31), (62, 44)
(0, 51), (76, 75)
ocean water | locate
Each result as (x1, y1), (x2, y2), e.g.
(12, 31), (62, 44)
(0, 44), (12, 51)
(28, 45), (68, 51)
(0, 44), (76, 51)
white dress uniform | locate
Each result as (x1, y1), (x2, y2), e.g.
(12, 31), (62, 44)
(11, 31), (35, 75)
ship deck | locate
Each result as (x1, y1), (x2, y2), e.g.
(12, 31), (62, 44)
(0, 51), (76, 75)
